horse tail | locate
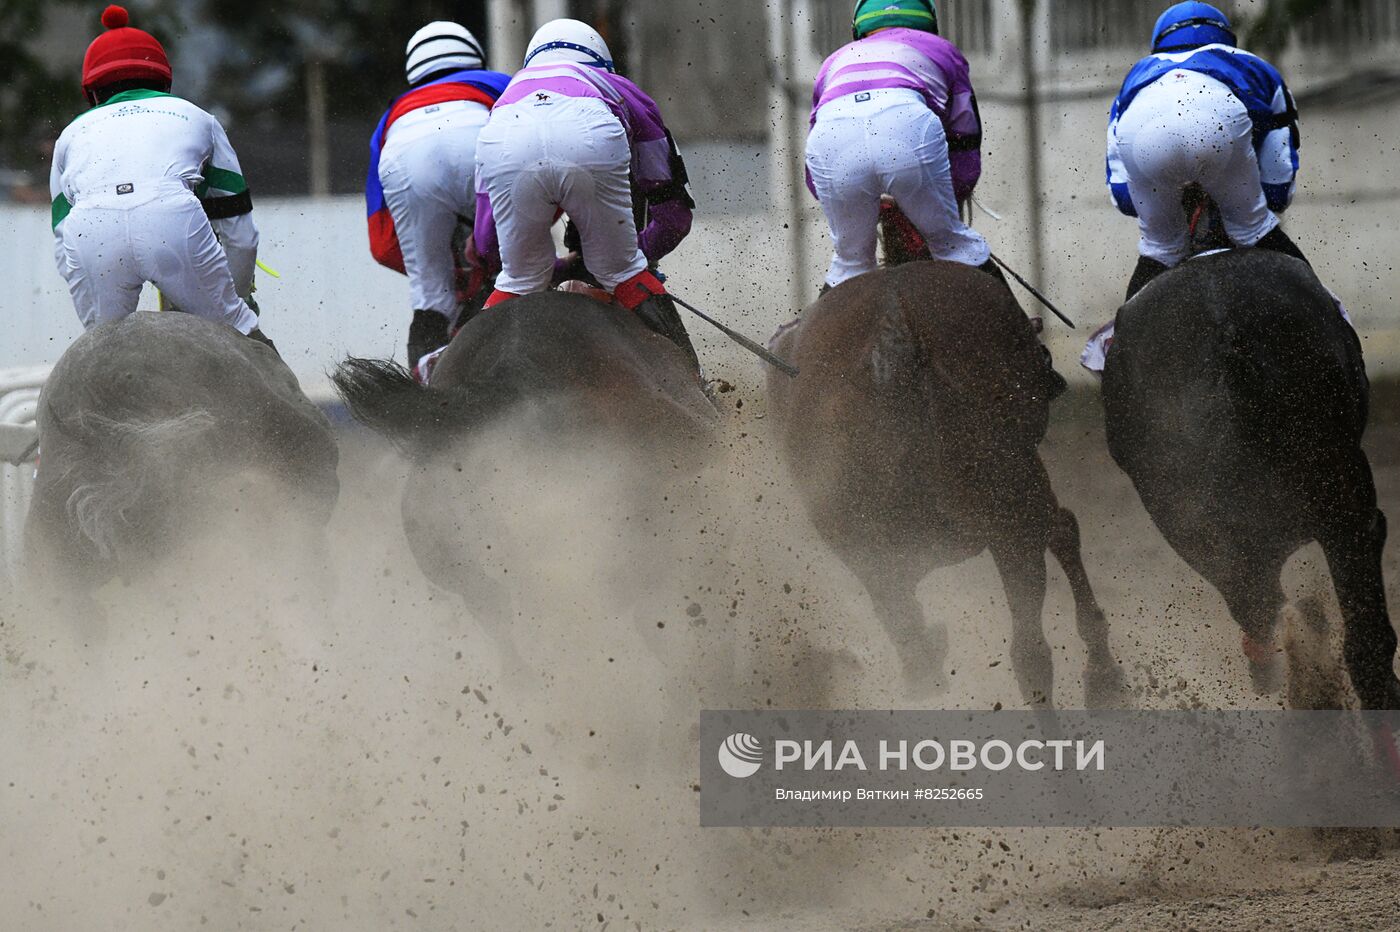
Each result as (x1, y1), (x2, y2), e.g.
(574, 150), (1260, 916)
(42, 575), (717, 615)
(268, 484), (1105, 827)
(47, 407), (219, 560)
(331, 357), (467, 461)
(878, 200), (930, 268)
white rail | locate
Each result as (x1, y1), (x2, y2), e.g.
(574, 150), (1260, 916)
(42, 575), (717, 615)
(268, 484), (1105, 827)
(0, 365), (49, 582)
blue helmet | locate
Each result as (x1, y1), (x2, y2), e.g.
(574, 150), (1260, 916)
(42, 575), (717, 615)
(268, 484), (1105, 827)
(1151, 2), (1237, 52)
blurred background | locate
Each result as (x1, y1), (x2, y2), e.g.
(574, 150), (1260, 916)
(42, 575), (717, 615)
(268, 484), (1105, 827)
(0, 0), (1395, 389)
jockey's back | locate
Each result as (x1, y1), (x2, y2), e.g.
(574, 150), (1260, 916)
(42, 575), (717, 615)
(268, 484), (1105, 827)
(1107, 41), (1299, 218)
(364, 19), (510, 369)
(1113, 44), (1291, 127)
(494, 60), (680, 199)
(811, 27), (977, 140)
(52, 91), (245, 213)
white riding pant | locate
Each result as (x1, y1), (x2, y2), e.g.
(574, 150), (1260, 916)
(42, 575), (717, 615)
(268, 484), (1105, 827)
(476, 95), (646, 295)
(1115, 69), (1278, 267)
(54, 181), (257, 334)
(806, 88), (990, 287)
(379, 100), (490, 318)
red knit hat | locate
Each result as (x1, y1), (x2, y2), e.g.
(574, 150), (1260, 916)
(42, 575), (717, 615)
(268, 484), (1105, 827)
(81, 5), (172, 93)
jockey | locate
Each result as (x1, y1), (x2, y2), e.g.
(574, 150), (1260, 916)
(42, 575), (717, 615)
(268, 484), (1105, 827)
(472, 19), (700, 370)
(1107, 2), (1307, 299)
(50, 5), (274, 349)
(366, 22), (512, 370)
(806, 0), (997, 291)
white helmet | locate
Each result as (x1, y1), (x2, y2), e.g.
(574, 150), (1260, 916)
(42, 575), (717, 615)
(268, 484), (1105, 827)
(523, 18), (614, 72)
(405, 21), (484, 85)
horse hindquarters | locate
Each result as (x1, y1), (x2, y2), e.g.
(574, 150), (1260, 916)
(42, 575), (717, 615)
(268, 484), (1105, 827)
(1105, 251), (1388, 703)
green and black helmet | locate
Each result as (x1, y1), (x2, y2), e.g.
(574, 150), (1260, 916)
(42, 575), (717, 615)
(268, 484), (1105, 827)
(852, 0), (939, 40)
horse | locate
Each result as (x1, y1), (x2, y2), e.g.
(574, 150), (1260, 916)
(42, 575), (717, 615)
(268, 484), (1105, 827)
(25, 312), (340, 600)
(1101, 238), (1395, 709)
(331, 290), (719, 671)
(766, 258), (1125, 707)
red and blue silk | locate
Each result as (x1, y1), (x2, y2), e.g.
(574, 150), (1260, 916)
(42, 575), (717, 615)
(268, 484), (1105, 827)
(366, 68), (511, 273)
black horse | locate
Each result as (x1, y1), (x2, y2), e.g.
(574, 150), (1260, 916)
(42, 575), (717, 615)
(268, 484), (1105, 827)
(332, 291), (718, 670)
(767, 256), (1125, 707)
(1102, 239), (1394, 708)
(26, 312), (340, 597)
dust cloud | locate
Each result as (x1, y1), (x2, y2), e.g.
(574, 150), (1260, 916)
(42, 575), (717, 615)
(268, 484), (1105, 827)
(3, 382), (1398, 930)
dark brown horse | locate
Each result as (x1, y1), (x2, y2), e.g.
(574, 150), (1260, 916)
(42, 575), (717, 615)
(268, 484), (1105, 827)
(767, 260), (1124, 706)
(1103, 247), (1394, 708)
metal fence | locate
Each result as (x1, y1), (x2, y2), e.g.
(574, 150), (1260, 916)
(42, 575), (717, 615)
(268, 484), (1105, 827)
(1298, 0), (1400, 48)
(1048, 0), (1161, 52)
(1046, 0), (1242, 53)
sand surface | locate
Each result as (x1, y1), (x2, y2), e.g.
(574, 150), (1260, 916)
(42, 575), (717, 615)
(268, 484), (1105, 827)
(3, 385), (1398, 930)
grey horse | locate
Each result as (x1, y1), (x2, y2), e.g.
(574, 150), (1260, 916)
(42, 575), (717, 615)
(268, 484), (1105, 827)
(26, 312), (339, 598)
(331, 290), (719, 672)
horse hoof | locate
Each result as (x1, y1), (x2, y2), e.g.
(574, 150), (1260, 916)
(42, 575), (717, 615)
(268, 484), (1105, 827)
(1248, 657), (1284, 695)
(901, 663), (948, 697)
(1085, 664), (1132, 709)
(1368, 721), (1400, 783)
(899, 628), (950, 696)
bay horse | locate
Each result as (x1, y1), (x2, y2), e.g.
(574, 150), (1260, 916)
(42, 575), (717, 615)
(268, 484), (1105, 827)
(332, 290), (718, 670)
(1102, 239), (1395, 709)
(26, 312), (340, 597)
(766, 258), (1124, 706)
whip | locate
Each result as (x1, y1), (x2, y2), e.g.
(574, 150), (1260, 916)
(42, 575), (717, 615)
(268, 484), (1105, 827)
(968, 196), (1077, 329)
(669, 293), (799, 378)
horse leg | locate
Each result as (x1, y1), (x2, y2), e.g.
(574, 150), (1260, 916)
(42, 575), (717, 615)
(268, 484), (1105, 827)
(469, 597), (529, 678)
(1047, 506), (1128, 708)
(401, 482), (529, 678)
(983, 455), (1059, 707)
(1321, 506), (1399, 711)
(436, 552), (530, 678)
(989, 538), (1053, 707)
(1217, 567), (1288, 694)
(853, 553), (946, 695)
(22, 480), (110, 645)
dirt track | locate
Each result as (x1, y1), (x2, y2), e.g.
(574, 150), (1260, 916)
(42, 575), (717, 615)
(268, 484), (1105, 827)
(2, 390), (1398, 930)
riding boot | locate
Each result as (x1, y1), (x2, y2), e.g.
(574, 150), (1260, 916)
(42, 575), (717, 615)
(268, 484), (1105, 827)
(976, 257), (1009, 289)
(246, 327), (279, 357)
(408, 309), (452, 370)
(1125, 255), (1170, 301)
(1254, 226), (1310, 266)
(613, 269), (703, 374)
(633, 292), (701, 371)
(484, 288), (520, 309)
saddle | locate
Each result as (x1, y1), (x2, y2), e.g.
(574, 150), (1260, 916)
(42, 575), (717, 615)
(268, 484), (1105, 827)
(556, 279), (614, 304)
(411, 279), (616, 386)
